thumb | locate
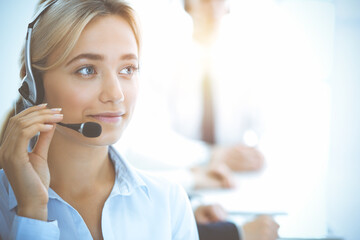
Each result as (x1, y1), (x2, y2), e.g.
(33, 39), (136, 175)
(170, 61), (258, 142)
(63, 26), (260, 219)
(32, 124), (56, 159)
(207, 204), (227, 222)
(210, 166), (236, 188)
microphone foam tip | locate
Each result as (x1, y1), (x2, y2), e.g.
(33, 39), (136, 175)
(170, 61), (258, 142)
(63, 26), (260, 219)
(82, 122), (102, 138)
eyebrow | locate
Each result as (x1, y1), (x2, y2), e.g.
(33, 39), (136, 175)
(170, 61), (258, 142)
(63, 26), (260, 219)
(121, 53), (138, 61)
(66, 53), (138, 66)
(66, 53), (103, 66)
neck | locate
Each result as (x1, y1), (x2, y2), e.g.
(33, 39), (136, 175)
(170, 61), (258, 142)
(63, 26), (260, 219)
(47, 131), (114, 197)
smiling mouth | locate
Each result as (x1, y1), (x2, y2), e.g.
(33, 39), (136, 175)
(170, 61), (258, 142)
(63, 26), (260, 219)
(90, 113), (124, 123)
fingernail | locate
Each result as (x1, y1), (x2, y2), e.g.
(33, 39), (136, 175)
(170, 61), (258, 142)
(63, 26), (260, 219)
(44, 124), (54, 130)
(51, 108), (62, 112)
(38, 103), (48, 108)
(53, 114), (63, 118)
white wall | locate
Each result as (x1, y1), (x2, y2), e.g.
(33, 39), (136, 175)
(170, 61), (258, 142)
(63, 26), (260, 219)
(0, 1), (37, 123)
(327, 0), (360, 239)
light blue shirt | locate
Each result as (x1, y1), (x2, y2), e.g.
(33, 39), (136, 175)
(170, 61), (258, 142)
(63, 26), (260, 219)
(0, 146), (199, 240)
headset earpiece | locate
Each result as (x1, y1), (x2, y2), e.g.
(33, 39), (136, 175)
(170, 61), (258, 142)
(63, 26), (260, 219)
(18, 81), (30, 100)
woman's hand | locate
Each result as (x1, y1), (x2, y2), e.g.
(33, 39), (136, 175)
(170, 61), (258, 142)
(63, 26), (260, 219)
(0, 103), (63, 221)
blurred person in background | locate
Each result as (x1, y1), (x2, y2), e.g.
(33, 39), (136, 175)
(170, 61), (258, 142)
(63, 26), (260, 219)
(182, 1), (279, 238)
(114, 0), (279, 239)
(117, 0), (266, 197)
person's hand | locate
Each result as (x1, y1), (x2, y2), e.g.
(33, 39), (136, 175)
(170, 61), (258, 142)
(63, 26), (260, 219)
(210, 144), (264, 172)
(191, 164), (235, 189)
(242, 215), (280, 240)
(194, 204), (227, 224)
(0, 104), (62, 221)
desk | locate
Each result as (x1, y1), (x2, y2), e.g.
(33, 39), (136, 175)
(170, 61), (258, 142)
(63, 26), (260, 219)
(191, 170), (329, 238)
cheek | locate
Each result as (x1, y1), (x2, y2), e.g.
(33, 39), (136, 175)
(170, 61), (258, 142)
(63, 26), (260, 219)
(43, 73), (97, 120)
(124, 81), (139, 114)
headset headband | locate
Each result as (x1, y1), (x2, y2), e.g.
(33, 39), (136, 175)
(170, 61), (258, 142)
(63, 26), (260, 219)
(18, 0), (57, 110)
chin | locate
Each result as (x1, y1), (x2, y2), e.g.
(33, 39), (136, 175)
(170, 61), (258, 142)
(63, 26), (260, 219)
(97, 131), (124, 146)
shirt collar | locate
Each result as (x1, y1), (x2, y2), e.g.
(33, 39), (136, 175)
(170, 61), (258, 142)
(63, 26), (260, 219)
(107, 146), (150, 199)
(8, 145), (150, 210)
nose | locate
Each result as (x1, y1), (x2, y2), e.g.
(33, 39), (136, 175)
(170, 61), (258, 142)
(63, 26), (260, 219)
(99, 72), (125, 104)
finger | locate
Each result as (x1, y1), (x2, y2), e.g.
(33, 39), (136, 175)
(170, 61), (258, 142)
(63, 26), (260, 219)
(210, 165), (236, 188)
(203, 205), (219, 222)
(1, 123), (54, 170)
(17, 109), (63, 129)
(17, 123), (56, 157)
(32, 124), (56, 160)
(14, 103), (49, 117)
(9, 110), (63, 153)
(211, 204), (227, 221)
(217, 169), (236, 188)
(221, 175), (236, 188)
(195, 207), (211, 224)
(3, 108), (62, 146)
(209, 168), (230, 187)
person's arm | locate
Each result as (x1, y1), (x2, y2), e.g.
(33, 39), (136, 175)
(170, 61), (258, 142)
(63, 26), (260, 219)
(210, 145), (265, 172)
(0, 104), (63, 239)
(0, 172), (60, 240)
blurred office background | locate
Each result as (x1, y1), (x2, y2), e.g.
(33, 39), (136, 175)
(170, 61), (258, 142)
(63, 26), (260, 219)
(0, 0), (359, 239)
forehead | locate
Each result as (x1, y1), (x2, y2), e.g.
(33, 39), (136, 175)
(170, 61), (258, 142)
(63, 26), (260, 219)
(70, 15), (138, 58)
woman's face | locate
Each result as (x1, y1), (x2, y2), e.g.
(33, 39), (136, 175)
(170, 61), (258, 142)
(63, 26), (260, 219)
(43, 15), (139, 146)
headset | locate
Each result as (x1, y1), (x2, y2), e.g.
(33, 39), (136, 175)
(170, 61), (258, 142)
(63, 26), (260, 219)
(18, 0), (58, 110)
(17, 0), (102, 138)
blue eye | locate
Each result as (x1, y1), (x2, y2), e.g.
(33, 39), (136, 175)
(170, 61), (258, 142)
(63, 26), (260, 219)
(77, 66), (95, 76)
(119, 65), (138, 76)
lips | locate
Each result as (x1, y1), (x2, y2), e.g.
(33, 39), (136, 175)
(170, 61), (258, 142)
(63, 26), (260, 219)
(90, 112), (125, 124)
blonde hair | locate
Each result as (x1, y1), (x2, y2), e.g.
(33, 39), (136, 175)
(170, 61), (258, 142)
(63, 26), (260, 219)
(20, 0), (141, 79)
(1, 0), (141, 145)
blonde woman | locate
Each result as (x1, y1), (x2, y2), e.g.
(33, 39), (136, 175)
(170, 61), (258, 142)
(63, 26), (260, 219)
(0, 0), (198, 239)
